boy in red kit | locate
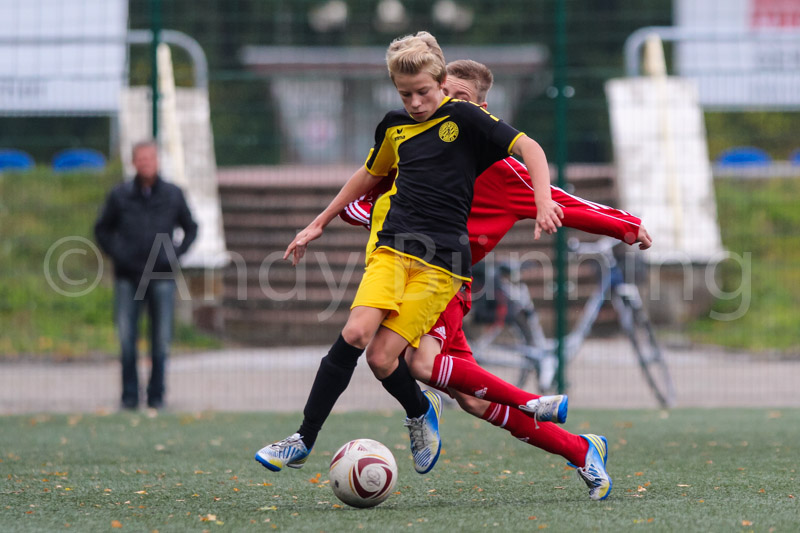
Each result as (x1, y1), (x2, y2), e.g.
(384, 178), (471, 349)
(339, 60), (652, 500)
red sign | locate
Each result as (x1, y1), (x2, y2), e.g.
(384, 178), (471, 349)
(751, 0), (800, 27)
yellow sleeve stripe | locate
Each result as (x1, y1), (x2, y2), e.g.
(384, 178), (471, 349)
(507, 132), (525, 155)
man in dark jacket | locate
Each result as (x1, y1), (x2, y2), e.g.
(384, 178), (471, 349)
(95, 140), (197, 409)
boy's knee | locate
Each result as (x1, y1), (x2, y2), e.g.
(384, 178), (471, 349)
(454, 392), (490, 418)
(341, 324), (373, 349)
(365, 350), (394, 379)
(405, 354), (431, 381)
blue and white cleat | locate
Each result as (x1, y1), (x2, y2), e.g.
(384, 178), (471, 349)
(404, 390), (442, 474)
(568, 434), (612, 501)
(520, 394), (568, 424)
(255, 433), (311, 472)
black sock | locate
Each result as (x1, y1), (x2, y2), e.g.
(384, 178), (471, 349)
(297, 335), (362, 449)
(379, 356), (428, 419)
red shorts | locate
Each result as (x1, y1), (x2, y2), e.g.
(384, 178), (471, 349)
(424, 293), (476, 364)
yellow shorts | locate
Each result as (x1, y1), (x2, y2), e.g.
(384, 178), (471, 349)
(351, 247), (462, 348)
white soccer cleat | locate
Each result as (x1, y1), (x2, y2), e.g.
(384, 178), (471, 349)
(255, 433), (311, 472)
(519, 394), (568, 423)
(404, 390), (442, 474)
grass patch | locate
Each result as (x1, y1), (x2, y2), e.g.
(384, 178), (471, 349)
(1, 408), (797, 532)
(689, 178), (800, 353)
(0, 166), (221, 359)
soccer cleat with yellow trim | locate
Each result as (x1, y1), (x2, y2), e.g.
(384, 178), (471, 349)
(568, 434), (612, 501)
(519, 394), (568, 423)
(255, 433), (311, 472)
(404, 390), (443, 474)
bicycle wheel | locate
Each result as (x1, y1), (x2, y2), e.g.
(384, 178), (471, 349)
(623, 302), (676, 408)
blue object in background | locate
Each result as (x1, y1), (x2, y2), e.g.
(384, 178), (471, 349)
(52, 148), (107, 173)
(716, 146), (771, 167)
(789, 149), (800, 165)
(0, 148), (35, 171)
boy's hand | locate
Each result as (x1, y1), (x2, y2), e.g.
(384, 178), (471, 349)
(284, 224), (323, 266)
(533, 199), (564, 240)
(635, 225), (653, 250)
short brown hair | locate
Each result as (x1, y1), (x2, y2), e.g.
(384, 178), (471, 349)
(386, 31), (446, 83)
(132, 139), (158, 157)
(446, 59), (493, 103)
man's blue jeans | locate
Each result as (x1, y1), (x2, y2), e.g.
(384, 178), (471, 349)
(115, 277), (176, 407)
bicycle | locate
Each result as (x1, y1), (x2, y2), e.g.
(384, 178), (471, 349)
(466, 236), (676, 408)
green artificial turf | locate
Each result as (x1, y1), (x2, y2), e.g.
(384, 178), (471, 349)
(1, 408), (797, 532)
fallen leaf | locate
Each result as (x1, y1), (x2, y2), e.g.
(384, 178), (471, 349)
(111, 520), (122, 528)
(528, 516), (537, 520)
(742, 521), (752, 526)
(634, 472), (644, 476)
(637, 486), (647, 492)
(677, 484), (691, 487)
(758, 489), (765, 493)
(135, 491), (147, 495)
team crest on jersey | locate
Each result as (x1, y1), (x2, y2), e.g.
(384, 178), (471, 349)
(438, 121), (459, 142)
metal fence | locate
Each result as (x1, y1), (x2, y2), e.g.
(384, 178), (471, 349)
(1, 0), (799, 414)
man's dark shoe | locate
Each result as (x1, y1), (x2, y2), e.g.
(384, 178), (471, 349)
(147, 398), (164, 409)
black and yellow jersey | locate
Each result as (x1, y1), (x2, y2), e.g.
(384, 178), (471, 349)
(364, 97), (523, 280)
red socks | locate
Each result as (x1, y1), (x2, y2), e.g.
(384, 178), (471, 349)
(482, 402), (589, 467)
(430, 353), (537, 408)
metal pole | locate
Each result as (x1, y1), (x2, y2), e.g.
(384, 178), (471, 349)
(150, 0), (162, 139)
(553, 0), (569, 394)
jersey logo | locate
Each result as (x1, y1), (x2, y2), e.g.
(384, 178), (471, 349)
(433, 326), (447, 340)
(438, 121), (459, 142)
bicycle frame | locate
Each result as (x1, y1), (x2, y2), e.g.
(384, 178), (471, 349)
(470, 238), (635, 388)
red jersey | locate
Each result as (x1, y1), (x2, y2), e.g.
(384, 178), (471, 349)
(468, 157), (641, 263)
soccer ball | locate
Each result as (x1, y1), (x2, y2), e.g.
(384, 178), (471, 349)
(328, 438), (398, 508)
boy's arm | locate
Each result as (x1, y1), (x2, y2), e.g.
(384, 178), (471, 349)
(284, 166), (384, 266)
(511, 135), (564, 239)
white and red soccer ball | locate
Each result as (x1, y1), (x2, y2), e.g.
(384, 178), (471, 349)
(328, 438), (398, 508)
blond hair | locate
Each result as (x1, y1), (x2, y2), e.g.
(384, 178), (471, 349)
(386, 31), (446, 83)
(446, 60), (493, 103)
